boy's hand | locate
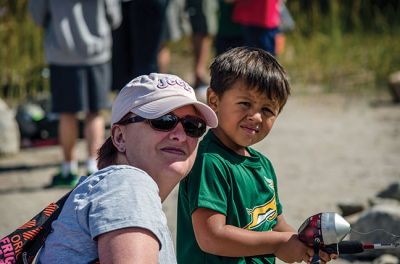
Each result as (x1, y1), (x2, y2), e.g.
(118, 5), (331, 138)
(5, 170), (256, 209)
(274, 233), (314, 263)
(317, 250), (338, 264)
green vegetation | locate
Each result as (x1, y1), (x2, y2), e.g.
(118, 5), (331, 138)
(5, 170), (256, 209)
(0, 0), (47, 104)
(281, 0), (400, 95)
(281, 32), (400, 95)
(1, 0), (400, 104)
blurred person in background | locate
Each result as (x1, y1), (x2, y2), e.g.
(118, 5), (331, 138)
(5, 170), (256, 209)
(29, 0), (122, 187)
(232, 0), (281, 56)
(214, 0), (244, 56)
(186, 0), (218, 90)
(158, 0), (190, 74)
(111, 0), (168, 91)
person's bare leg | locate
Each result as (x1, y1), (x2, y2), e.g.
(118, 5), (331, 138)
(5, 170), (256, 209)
(85, 112), (105, 173)
(192, 32), (212, 88)
(59, 113), (79, 163)
(158, 43), (171, 74)
(58, 113), (79, 177)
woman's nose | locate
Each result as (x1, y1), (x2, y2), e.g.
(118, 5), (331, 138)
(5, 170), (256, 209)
(169, 122), (187, 141)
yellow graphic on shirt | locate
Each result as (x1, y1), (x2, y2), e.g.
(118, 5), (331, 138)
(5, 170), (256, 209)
(244, 195), (277, 230)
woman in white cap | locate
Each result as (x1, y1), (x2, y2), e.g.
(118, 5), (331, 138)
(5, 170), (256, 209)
(36, 73), (218, 264)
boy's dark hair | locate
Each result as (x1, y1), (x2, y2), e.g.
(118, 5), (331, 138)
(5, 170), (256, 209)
(209, 46), (291, 111)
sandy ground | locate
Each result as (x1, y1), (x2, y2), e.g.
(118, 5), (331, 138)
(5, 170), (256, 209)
(1, 93), (399, 263)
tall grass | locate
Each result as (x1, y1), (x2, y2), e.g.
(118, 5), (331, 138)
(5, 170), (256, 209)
(281, 0), (400, 94)
(280, 32), (400, 95)
(0, 0), (47, 105)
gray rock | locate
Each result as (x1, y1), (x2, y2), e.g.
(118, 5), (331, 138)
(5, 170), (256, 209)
(338, 201), (366, 217)
(377, 182), (400, 202)
(369, 197), (400, 207)
(372, 254), (399, 264)
(350, 204), (400, 259)
(0, 98), (20, 155)
(0, 99), (6, 111)
(388, 71), (400, 103)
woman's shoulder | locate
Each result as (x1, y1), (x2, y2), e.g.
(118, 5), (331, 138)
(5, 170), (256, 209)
(76, 165), (158, 198)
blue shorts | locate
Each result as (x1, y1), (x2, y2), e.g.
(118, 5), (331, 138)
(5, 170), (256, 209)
(50, 62), (111, 113)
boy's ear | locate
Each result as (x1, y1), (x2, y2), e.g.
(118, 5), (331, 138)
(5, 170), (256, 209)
(207, 87), (219, 111)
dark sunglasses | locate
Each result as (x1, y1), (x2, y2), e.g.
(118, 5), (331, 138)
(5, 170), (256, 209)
(118, 113), (207, 138)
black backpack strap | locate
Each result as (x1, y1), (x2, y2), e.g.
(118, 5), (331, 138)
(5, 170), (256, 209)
(0, 189), (74, 264)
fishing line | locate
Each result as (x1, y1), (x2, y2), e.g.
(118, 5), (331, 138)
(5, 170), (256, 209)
(351, 228), (400, 244)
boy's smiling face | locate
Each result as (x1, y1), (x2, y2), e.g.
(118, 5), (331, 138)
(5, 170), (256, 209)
(208, 80), (280, 156)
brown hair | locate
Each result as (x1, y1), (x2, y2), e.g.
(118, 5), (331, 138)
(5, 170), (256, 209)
(97, 136), (118, 170)
(97, 113), (132, 169)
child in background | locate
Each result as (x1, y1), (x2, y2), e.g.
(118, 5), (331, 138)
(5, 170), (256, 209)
(232, 0), (281, 56)
(177, 47), (337, 263)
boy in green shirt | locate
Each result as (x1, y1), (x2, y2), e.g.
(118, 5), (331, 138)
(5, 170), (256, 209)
(177, 47), (336, 263)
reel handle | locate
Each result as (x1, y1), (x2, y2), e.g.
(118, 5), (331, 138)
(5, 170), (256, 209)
(310, 240), (364, 263)
(323, 241), (364, 254)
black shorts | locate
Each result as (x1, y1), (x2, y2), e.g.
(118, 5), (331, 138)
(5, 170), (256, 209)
(186, 0), (217, 35)
(50, 63), (111, 113)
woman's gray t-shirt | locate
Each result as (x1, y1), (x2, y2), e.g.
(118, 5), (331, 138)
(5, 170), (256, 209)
(36, 165), (176, 263)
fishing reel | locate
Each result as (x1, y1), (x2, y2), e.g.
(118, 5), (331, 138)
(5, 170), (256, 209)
(298, 212), (350, 249)
(298, 212), (399, 263)
(298, 212), (350, 261)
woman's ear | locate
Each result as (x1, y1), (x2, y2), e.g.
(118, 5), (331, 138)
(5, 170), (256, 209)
(207, 87), (219, 112)
(111, 125), (126, 153)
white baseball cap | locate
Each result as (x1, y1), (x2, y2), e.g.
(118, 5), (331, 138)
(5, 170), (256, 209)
(111, 73), (218, 128)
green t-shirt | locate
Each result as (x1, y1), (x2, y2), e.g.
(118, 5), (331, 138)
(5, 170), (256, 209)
(177, 130), (283, 264)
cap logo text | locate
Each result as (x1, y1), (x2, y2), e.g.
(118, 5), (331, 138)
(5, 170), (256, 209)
(157, 77), (193, 92)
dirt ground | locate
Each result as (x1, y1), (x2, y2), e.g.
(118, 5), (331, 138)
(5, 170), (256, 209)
(1, 92), (399, 263)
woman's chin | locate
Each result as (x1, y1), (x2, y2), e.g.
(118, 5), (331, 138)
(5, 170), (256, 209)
(164, 162), (192, 179)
